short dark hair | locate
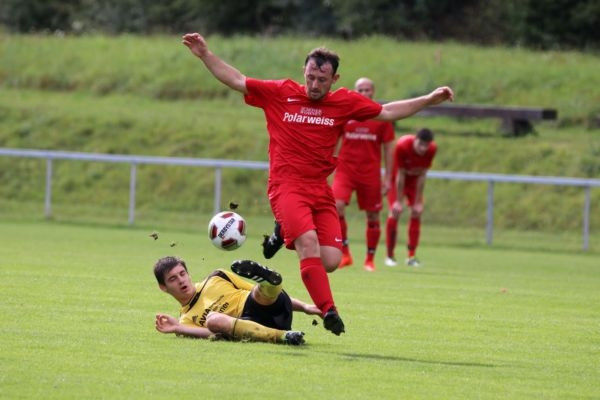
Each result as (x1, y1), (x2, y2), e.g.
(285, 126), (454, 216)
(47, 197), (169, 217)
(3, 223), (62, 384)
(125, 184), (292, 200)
(153, 256), (187, 285)
(416, 128), (434, 143)
(305, 47), (340, 75)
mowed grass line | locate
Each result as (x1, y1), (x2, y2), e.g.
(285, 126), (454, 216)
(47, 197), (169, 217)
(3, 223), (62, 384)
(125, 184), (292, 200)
(0, 220), (598, 399)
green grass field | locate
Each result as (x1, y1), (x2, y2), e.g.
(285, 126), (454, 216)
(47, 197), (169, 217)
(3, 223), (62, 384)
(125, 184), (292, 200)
(1, 33), (599, 399)
(1, 219), (598, 399)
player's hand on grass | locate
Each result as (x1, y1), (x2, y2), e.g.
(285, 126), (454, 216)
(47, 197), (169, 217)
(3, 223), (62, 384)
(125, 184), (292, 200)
(155, 313), (180, 334)
(303, 304), (322, 316)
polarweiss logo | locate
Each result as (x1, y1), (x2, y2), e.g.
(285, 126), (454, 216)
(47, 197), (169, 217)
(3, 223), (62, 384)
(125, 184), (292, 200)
(283, 112), (335, 126)
(345, 131), (377, 141)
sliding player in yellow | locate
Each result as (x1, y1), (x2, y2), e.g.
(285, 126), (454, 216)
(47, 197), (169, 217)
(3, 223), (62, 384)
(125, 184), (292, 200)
(153, 256), (320, 345)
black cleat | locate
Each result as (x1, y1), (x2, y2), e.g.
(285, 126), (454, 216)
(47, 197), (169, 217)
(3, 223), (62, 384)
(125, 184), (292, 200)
(323, 307), (345, 336)
(283, 331), (305, 345)
(262, 221), (284, 259)
(231, 260), (282, 286)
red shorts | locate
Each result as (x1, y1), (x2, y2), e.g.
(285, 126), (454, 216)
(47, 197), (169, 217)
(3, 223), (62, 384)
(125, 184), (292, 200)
(387, 176), (419, 208)
(332, 170), (383, 212)
(268, 181), (342, 251)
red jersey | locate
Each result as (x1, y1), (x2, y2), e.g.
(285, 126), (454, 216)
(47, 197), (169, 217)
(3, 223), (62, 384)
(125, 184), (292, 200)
(244, 78), (382, 183)
(393, 134), (437, 177)
(337, 119), (395, 183)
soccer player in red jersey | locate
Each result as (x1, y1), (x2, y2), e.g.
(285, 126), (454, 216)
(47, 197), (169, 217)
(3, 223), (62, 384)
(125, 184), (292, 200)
(385, 129), (437, 268)
(182, 32), (454, 336)
(332, 77), (395, 272)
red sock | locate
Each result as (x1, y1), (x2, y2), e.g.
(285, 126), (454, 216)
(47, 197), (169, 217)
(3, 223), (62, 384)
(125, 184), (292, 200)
(300, 257), (335, 315)
(365, 220), (380, 261)
(408, 217), (420, 257)
(386, 217), (397, 258)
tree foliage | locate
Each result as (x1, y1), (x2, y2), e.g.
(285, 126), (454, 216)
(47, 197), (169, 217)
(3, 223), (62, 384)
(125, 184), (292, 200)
(0, 0), (598, 50)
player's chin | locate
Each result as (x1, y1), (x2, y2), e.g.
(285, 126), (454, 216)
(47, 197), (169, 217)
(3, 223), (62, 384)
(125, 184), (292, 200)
(180, 285), (193, 296)
(309, 91), (324, 101)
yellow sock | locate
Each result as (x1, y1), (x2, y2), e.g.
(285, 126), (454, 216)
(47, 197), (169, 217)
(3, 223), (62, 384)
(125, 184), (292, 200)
(232, 318), (285, 343)
(257, 282), (282, 300)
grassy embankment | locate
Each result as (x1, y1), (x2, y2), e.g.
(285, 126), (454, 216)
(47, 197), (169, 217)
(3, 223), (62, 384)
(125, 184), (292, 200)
(0, 34), (599, 248)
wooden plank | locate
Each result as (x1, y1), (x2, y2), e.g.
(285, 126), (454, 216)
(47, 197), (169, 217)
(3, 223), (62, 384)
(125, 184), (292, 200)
(415, 104), (557, 120)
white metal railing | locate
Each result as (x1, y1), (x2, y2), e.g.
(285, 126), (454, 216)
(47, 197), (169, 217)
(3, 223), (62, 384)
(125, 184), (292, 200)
(1, 147), (599, 250)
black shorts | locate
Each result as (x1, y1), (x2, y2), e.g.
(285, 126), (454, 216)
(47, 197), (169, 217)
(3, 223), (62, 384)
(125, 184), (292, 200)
(241, 290), (293, 330)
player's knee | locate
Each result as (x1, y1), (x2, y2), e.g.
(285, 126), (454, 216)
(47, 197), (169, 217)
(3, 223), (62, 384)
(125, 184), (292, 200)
(320, 248), (342, 272)
(206, 312), (231, 334)
(294, 231), (319, 257)
(366, 211), (379, 222)
(324, 260), (339, 273)
(411, 209), (423, 218)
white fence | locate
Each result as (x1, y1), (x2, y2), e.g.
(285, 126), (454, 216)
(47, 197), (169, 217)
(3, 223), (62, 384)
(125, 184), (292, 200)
(1, 147), (599, 250)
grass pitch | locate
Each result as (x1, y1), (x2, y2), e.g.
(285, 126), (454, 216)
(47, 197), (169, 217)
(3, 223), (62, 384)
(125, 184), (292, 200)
(0, 219), (598, 399)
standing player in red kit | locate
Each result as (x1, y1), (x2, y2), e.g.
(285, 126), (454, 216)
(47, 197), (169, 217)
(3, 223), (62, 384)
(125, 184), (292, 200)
(332, 77), (395, 272)
(182, 32), (454, 336)
(385, 129), (437, 268)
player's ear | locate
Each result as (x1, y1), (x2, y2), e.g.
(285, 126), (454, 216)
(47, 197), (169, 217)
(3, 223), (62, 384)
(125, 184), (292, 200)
(158, 283), (168, 293)
(332, 73), (340, 84)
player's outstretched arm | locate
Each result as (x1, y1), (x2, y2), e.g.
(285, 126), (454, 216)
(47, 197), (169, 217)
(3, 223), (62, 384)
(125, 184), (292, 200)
(290, 298), (322, 316)
(376, 86), (454, 122)
(182, 33), (248, 94)
(155, 313), (213, 339)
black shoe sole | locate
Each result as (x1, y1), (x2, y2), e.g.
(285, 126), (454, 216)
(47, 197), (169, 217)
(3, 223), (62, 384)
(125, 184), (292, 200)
(231, 260), (282, 286)
(262, 222), (284, 259)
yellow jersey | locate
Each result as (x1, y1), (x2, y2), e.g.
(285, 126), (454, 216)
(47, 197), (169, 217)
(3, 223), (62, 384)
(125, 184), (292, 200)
(179, 269), (255, 328)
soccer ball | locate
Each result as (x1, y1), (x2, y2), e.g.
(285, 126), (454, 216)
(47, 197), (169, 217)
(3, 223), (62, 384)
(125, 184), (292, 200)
(208, 211), (247, 251)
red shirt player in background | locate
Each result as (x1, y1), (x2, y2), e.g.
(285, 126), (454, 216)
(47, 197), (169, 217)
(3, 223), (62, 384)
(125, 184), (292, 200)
(385, 129), (437, 268)
(332, 77), (395, 272)
(182, 32), (454, 336)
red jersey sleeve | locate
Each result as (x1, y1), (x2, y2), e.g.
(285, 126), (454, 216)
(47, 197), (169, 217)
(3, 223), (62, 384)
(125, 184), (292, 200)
(244, 78), (283, 108)
(344, 89), (383, 121)
(382, 122), (395, 143)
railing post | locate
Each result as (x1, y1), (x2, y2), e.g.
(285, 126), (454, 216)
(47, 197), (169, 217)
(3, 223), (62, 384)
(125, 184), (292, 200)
(486, 180), (494, 245)
(45, 158), (53, 219)
(128, 163), (137, 225)
(214, 167), (222, 215)
(583, 186), (590, 251)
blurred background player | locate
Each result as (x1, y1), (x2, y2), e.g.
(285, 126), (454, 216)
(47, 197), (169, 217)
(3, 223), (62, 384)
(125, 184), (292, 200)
(385, 128), (437, 267)
(332, 77), (395, 272)
(153, 256), (320, 345)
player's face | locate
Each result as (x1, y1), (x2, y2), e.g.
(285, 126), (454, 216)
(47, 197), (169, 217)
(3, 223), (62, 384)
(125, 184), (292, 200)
(303, 59), (339, 101)
(355, 81), (374, 99)
(160, 264), (195, 304)
(413, 138), (430, 156)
